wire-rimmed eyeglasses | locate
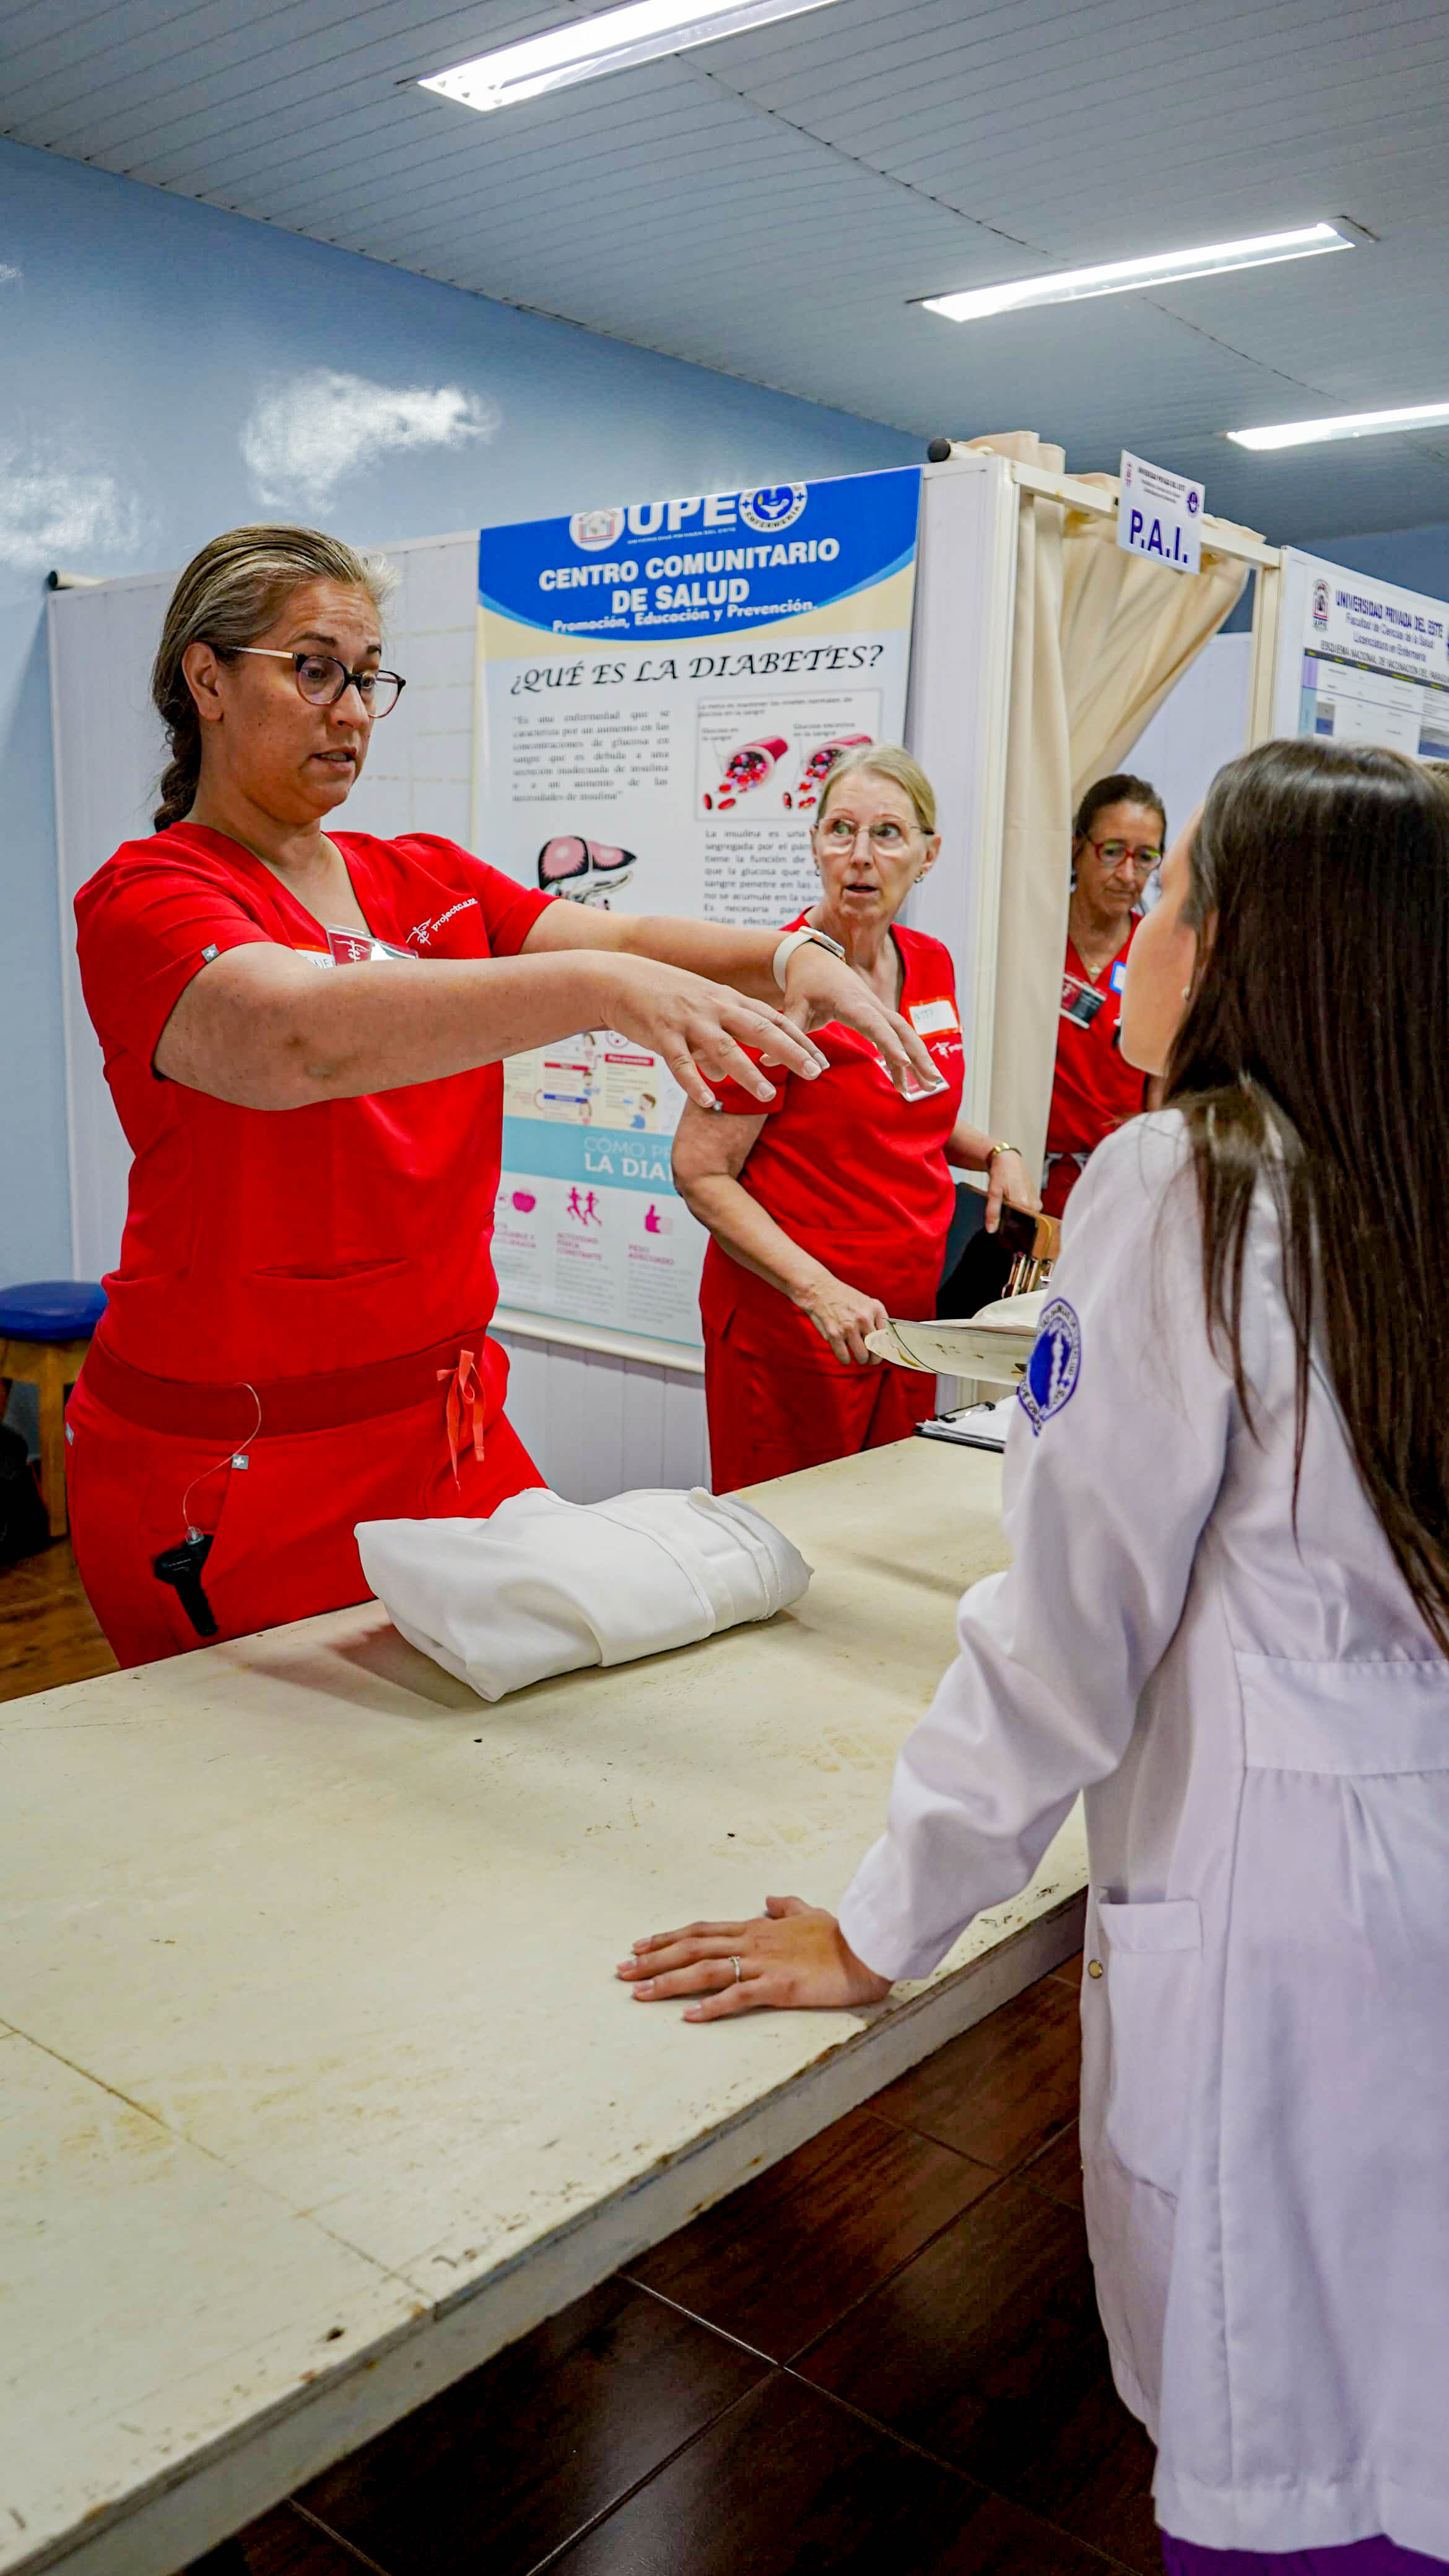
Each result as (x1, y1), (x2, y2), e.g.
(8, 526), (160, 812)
(816, 815), (916, 851)
(229, 648), (406, 718)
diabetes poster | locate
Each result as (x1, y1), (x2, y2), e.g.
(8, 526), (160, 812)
(474, 466), (921, 1349)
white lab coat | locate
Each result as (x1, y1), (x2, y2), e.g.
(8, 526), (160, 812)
(838, 1112), (1449, 2557)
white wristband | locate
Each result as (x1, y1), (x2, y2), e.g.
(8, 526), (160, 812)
(772, 925), (846, 989)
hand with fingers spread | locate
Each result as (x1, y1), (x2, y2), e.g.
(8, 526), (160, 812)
(779, 945), (941, 1099)
(792, 1268), (890, 1366)
(595, 954), (829, 1110)
(617, 1893), (892, 2022)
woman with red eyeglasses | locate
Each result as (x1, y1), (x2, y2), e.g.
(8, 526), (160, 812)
(1042, 773), (1167, 1218)
(67, 525), (938, 1668)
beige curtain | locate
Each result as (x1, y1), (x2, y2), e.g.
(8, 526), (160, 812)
(967, 432), (1259, 1177)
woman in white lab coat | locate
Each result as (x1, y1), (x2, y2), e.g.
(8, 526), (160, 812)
(619, 738), (1449, 2571)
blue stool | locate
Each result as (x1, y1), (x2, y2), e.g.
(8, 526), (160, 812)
(0, 1281), (107, 1541)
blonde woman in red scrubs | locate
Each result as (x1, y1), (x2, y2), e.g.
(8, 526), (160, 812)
(68, 526), (938, 1666)
(673, 746), (1038, 1493)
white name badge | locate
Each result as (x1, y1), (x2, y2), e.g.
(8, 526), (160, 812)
(1117, 450), (1203, 576)
(908, 996), (960, 1037)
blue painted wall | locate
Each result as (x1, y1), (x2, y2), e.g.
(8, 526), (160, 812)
(0, 137), (917, 1282)
(1297, 524), (1449, 596)
(1224, 524), (1449, 632)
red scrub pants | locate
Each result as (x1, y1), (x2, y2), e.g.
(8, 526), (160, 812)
(67, 1365), (544, 1670)
(703, 1319), (938, 1495)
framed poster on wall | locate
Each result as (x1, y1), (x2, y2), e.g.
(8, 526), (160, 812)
(1270, 549), (1449, 758)
(474, 468), (922, 1351)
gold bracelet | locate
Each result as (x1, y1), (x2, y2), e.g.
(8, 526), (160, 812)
(986, 1139), (1021, 1164)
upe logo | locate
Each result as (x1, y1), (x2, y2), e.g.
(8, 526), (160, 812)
(1186, 489), (1200, 515)
(1312, 578), (1331, 629)
(739, 484), (806, 534)
(570, 507), (625, 550)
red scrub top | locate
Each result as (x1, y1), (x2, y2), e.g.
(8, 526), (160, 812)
(73, 824), (551, 1385)
(1042, 921), (1146, 1218)
(699, 919), (965, 1364)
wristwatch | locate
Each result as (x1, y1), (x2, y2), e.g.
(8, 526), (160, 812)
(772, 925), (847, 988)
(986, 1140), (1023, 1165)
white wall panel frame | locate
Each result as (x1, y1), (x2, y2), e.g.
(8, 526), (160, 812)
(903, 450), (1019, 1127)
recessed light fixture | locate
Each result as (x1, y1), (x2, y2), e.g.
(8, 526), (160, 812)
(419, 0), (843, 113)
(918, 221), (1358, 324)
(1228, 399), (1449, 451)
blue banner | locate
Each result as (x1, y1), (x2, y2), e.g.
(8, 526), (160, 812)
(479, 468), (921, 645)
(502, 1116), (674, 1194)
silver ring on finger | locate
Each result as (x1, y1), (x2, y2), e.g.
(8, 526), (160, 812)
(729, 1954), (743, 1983)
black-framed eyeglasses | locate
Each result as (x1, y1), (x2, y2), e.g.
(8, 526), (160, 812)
(1085, 835), (1162, 874)
(230, 647), (406, 718)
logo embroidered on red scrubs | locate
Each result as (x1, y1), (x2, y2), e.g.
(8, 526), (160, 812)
(409, 899), (481, 949)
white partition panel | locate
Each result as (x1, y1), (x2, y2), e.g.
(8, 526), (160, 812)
(1121, 629), (1253, 833)
(902, 451), (1018, 1125)
(495, 1329), (707, 1500)
(49, 565), (176, 1292)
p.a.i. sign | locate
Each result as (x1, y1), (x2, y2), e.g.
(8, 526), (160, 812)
(1116, 450), (1203, 575)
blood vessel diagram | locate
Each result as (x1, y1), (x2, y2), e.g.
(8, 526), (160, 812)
(702, 736), (788, 813)
(783, 734), (874, 811)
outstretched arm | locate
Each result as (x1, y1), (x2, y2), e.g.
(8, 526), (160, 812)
(523, 903), (941, 1094)
(154, 939), (828, 1114)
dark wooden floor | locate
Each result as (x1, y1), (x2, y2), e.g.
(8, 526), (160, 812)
(4, 1542), (1158, 2575)
(0, 1533), (118, 1701)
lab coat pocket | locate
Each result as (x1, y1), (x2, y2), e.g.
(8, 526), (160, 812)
(1095, 1897), (1203, 2198)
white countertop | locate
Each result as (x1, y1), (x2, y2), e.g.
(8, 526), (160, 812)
(0, 1437), (1085, 2576)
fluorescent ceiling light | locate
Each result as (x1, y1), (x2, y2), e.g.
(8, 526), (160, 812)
(919, 222), (1355, 324)
(1228, 399), (1449, 451)
(420, 0), (842, 113)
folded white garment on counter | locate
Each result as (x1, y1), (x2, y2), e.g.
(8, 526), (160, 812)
(355, 1486), (812, 1702)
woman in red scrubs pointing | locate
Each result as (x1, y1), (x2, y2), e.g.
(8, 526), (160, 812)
(68, 526), (939, 1667)
(672, 746), (1038, 1494)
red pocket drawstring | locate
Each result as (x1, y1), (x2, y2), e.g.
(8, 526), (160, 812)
(438, 1348), (485, 1486)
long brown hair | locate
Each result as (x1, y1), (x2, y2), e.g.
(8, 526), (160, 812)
(150, 524), (392, 830)
(1167, 736), (1449, 1648)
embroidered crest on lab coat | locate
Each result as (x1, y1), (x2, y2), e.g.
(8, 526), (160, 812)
(1017, 1297), (1081, 1435)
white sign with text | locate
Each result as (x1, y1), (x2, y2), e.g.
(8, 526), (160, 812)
(1116, 450), (1203, 575)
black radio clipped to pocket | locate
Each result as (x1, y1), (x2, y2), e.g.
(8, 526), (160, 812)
(152, 1531), (218, 1637)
